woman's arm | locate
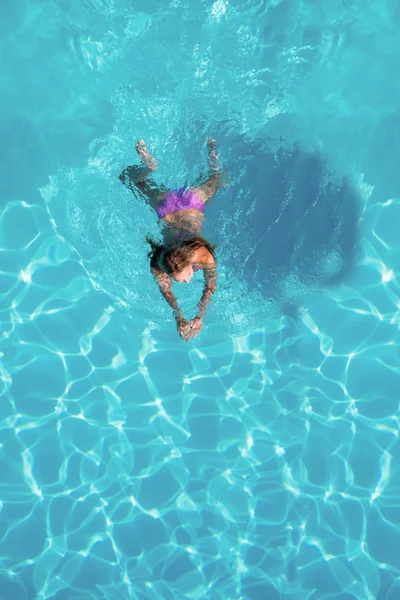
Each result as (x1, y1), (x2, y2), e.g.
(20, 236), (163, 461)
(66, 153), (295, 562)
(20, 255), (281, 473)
(197, 264), (217, 317)
(185, 263), (217, 341)
(151, 268), (190, 339)
(151, 268), (181, 314)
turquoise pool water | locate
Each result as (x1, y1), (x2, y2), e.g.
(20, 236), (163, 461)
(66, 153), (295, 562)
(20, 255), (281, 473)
(1, 0), (400, 598)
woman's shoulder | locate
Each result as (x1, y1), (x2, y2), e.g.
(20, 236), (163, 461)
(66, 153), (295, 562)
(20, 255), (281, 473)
(193, 246), (215, 266)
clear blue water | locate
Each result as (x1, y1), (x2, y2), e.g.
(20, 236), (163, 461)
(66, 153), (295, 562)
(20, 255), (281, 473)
(1, 0), (400, 598)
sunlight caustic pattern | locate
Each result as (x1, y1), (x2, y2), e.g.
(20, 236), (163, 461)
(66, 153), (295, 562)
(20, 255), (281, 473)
(1, 0), (400, 598)
(1, 197), (400, 598)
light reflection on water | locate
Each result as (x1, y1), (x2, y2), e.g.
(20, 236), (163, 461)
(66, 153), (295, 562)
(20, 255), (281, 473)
(1, 0), (400, 598)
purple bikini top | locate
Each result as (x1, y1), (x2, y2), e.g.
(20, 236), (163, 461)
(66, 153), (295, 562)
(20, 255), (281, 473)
(157, 187), (205, 219)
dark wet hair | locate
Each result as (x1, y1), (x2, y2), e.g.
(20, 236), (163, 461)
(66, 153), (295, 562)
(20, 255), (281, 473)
(146, 235), (216, 274)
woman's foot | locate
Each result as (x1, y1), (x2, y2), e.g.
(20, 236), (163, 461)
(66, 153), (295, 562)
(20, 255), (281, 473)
(207, 137), (219, 171)
(135, 139), (158, 171)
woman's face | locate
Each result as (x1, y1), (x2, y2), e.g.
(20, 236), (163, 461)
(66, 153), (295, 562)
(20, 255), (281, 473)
(171, 264), (193, 284)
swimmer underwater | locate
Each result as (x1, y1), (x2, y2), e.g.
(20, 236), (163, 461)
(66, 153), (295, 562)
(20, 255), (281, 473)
(119, 138), (223, 341)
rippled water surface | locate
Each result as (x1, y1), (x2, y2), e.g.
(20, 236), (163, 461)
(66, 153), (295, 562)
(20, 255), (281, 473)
(1, 0), (400, 598)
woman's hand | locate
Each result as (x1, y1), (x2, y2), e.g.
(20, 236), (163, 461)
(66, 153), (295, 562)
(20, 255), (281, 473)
(176, 315), (204, 341)
(185, 316), (204, 341)
(176, 316), (191, 340)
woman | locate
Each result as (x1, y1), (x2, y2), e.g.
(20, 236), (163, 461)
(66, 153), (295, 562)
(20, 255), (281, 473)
(119, 138), (222, 341)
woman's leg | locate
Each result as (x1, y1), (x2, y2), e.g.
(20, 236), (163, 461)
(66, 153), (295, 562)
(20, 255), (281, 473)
(119, 140), (167, 210)
(192, 138), (222, 204)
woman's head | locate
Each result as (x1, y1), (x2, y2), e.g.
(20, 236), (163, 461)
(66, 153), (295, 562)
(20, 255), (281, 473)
(147, 236), (215, 283)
